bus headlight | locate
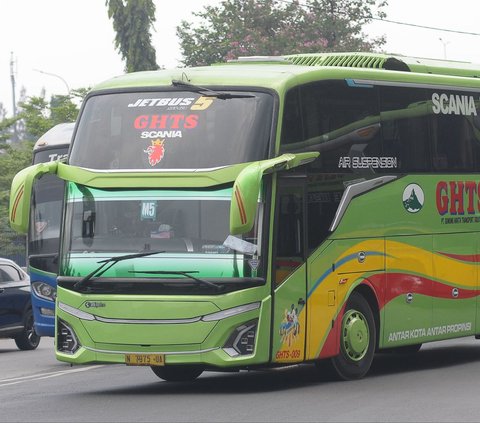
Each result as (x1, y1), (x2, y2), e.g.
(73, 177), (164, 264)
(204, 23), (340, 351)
(32, 282), (57, 301)
(202, 302), (260, 322)
(58, 302), (95, 321)
(223, 319), (258, 357)
(57, 319), (80, 354)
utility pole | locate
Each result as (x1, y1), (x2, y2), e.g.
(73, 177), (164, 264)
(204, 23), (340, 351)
(10, 52), (18, 142)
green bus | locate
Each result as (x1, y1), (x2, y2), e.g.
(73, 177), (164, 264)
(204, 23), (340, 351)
(10, 52), (480, 381)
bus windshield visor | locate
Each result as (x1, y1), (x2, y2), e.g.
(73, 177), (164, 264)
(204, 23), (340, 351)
(63, 186), (263, 279)
(68, 91), (274, 170)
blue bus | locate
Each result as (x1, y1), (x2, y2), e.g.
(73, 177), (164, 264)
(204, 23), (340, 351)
(28, 123), (73, 336)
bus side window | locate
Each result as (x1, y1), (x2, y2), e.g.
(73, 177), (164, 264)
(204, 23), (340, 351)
(429, 101), (477, 172)
(281, 80), (382, 174)
(380, 86), (430, 172)
(281, 88), (303, 145)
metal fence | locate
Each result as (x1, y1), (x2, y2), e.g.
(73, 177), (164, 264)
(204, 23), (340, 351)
(0, 234), (26, 267)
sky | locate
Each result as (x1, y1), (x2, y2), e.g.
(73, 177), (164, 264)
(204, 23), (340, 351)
(1, 0), (479, 116)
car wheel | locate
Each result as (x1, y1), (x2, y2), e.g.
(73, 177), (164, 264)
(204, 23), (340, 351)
(14, 309), (41, 350)
(330, 292), (376, 380)
(151, 365), (203, 382)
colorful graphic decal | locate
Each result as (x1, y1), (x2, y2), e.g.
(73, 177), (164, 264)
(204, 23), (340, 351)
(274, 238), (480, 361)
(144, 139), (165, 166)
(402, 183), (424, 213)
(279, 304), (301, 346)
(134, 114), (197, 167)
(128, 95), (216, 167)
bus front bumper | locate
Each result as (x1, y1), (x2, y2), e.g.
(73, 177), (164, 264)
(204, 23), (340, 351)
(55, 299), (271, 369)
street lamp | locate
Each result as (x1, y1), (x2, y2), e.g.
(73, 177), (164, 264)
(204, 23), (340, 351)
(33, 68), (70, 94)
(438, 38), (450, 60)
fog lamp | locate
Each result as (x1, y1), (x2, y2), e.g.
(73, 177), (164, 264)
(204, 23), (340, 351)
(40, 307), (55, 316)
(223, 319), (258, 357)
(57, 319), (80, 354)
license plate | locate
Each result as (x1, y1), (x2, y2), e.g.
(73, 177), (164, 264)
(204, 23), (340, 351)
(125, 353), (165, 366)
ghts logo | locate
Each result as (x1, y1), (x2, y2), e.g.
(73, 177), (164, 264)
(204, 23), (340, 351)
(144, 139), (165, 166)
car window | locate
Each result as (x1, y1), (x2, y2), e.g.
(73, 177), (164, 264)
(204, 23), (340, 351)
(0, 264), (23, 283)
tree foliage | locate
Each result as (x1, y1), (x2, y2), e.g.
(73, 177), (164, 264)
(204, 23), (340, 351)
(0, 90), (84, 262)
(177, 0), (387, 67)
(0, 142), (33, 263)
(19, 95), (79, 140)
(106, 0), (159, 72)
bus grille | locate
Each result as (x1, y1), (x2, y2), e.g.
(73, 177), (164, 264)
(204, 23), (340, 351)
(285, 53), (388, 69)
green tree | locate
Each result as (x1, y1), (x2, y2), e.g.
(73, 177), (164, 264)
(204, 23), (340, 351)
(106, 0), (159, 72)
(0, 90), (85, 262)
(0, 142), (33, 263)
(0, 115), (20, 145)
(177, 0), (387, 67)
(18, 91), (83, 141)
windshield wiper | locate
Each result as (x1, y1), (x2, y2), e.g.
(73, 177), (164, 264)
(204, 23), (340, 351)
(130, 269), (223, 291)
(73, 251), (164, 290)
(171, 80), (254, 99)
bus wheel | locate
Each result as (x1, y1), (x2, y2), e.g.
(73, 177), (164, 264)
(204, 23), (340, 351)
(151, 365), (203, 382)
(14, 309), (41, 351)
(331, 292), (376, 380)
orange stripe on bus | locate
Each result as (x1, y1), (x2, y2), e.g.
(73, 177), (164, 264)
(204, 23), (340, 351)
(234, 187), (247, 225)
(11, 185), (24, 222)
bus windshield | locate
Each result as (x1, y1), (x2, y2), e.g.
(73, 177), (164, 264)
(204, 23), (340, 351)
(63, 185), (263, 279)
(68, 90), (274, 170)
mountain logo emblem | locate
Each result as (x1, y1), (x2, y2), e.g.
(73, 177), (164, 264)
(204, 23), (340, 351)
(402, 184), (424, 213)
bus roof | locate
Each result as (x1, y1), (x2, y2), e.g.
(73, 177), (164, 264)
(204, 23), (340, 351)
(33, 122), (74, 151)
(91, 52), (480, 94)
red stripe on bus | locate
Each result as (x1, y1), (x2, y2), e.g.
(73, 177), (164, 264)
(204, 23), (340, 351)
(235, 187), (247, 225)
(438, 252), (480, 263)
(368, 272), (478, 308)
(10, 185), (24, 222)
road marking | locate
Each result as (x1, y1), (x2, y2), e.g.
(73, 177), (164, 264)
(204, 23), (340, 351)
(0, 365), (104, 387)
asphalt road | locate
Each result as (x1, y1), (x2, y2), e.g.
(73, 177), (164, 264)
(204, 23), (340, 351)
(1, 336), (480, 422)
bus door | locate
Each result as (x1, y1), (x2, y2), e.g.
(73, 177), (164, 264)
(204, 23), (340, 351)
(271, 176), (307, 363)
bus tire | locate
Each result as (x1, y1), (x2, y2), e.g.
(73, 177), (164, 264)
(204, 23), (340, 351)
(151, 365), (203, 382)
(14, 309), (41, 351)
(331, 292), (376, 380)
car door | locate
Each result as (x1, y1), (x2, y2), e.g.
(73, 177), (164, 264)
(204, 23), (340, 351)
(0, 262), (31, 335)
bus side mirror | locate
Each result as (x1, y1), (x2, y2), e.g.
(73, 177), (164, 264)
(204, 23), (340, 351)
(9, 161), (59, 234)
(230, 164), (263, 235)
(230, 152), (319, 235)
